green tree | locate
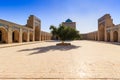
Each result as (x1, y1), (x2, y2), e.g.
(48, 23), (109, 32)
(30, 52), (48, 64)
(49, 25), (58, 40)
(50, 25), (80, 44)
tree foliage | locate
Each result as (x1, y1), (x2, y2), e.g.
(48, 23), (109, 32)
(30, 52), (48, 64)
(50, 25), (80, 42)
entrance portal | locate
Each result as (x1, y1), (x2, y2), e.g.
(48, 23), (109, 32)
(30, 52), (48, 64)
(35, 26), (40, 41)
(99, 25), (105, 41)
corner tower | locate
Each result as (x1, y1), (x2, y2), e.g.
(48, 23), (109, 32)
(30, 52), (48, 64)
(27, 15), (41, 41)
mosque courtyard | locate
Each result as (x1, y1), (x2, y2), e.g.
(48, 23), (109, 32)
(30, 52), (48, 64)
(0, 40), (120, 80)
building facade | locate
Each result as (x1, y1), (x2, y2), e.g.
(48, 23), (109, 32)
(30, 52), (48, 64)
(0, 15), (52, 44)
(62, 19), (76, 29)
(82, 14), (120, 42)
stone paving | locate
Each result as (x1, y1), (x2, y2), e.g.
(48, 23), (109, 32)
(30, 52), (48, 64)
(0, 40), (120, 80)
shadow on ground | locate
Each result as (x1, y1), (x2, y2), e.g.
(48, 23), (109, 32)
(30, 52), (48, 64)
(18, 45), (80, 55)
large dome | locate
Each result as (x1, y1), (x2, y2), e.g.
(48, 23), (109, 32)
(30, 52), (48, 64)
(65, 19), (73, 22)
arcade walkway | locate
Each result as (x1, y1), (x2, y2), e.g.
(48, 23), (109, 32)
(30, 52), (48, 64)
(0, 40), (120, 80)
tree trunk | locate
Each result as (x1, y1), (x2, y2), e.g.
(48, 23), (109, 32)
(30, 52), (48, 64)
(62, 41), (64, 44)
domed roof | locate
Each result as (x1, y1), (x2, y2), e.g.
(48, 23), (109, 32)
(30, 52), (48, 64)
(65, 19), (73, 22)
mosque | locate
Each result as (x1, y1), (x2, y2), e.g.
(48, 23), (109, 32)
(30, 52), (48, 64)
(1, 14), (120, 44)
(62, 19), (76, 29)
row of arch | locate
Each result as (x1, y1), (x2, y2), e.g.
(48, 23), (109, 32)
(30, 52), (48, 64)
(0, 27), (52, 44)
(0, 27), (33, 43)
(12, 30), (33, 42)
(41, 32), (52, 41)
(83, 32), (98, 41)
(0, 27), (7, 43)
(98, 24), (119, 42)
(83, 30), (119, 42)
(107, 31), (118, 42)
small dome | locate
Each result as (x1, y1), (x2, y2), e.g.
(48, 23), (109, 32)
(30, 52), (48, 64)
(65, 19), (73, 22)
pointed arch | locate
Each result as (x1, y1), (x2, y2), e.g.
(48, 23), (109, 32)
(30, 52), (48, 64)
(12, 30), (19, 43)
(0, 27), (8, 43)
(22, 32), (28, 42)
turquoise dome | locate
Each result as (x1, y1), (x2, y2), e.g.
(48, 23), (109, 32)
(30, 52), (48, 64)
(65, 19), (73, 22)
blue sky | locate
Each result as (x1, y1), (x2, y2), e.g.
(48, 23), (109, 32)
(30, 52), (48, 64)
(0, 0), (120, 33)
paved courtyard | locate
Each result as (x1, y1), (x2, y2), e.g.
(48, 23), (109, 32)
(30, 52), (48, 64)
(0, 40), (120, 80)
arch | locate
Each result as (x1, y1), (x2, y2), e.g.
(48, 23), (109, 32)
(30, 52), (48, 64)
(12, 30), (19, 43)
(113, 31), (118, 42)
(107, 32), (110, 42)
(29, 32), (33, 41)
(22, 32), (28, 42)
(35, 26), (40, 41)
(0, 27), (8, 43)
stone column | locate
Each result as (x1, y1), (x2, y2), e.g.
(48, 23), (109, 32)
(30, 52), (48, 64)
(47, 35), (48, 40)
(19, 28), (22, 43)
(46, 34), (47, 40)
(27, 30), (30, 42)
(40, 31), (41, 41)
(44, 33), (45, 41)
(110, 30), (113, 42)
(105, 30), (107, 42)
(7, 26), (12, 43)
(96, 35), (97, 41)
(44, 33), (46, 41)
(48, 35), (49, 40)
(47, 34), (49, 40)
(118, 29), (120, 42)
(43, 33), (45, 41)
(41, 32), (42, 41)
(46, 34), (48, 40)
(32, 31), (35, 41)
(49, 36), (50, 40)
(98, 31), (100, 41)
